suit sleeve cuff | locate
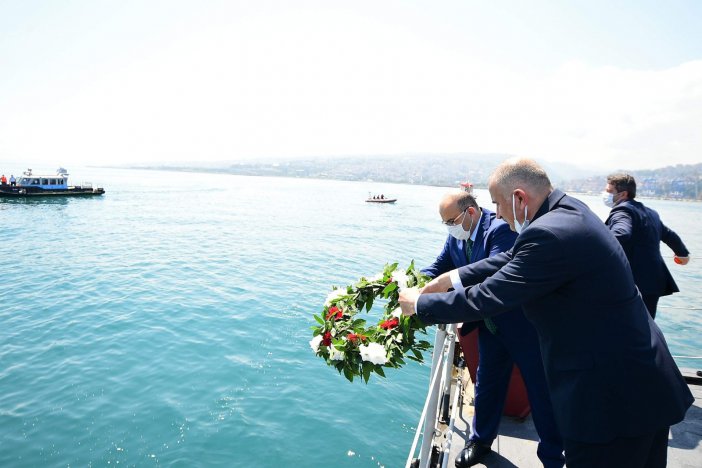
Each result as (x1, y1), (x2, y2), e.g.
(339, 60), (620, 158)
(449, 269), (462, 291)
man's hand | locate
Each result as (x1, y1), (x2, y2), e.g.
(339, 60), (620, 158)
(421, 272), (453, 294)
(399, 287), (421, 316)
(674, 255), (690, 265)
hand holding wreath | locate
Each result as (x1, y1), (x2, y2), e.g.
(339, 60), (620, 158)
(310, 261), (432, 383)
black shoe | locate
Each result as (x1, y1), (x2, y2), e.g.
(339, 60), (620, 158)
(455, 440), (492, 467)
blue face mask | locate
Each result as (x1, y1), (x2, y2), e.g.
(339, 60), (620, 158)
(602, 191), (615, 208)
(512, 193), (529, 234)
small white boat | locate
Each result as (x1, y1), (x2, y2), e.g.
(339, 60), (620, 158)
(366, 192), (397, 203)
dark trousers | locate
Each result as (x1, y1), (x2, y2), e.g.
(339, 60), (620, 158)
(470, 310), (564, 467)
(564, 427), (669, 468)
(642, 295), (660, 319)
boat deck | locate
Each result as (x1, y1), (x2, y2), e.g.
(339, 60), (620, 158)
(441, 367), (702, 467)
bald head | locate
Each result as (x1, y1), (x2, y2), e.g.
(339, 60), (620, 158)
(439, 190), (479, 214)
(487, 158), (553, 231)
(488, 157), (553, 196)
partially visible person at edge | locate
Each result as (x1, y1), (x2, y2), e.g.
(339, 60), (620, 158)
(603, 173), (690, 319)
(399, 158), (693, 468)
(0, 174), (6, 185)
(422, 189), (563, 467)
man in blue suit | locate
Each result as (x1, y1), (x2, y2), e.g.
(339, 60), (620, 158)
(400, 158), (693, 468)
(604, 173), (690, 319)
(422, 190), (563, 467)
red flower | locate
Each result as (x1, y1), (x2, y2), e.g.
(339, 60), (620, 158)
(347, 333), (366, 343)
(326, 306), (343, 321)
(380, 318), (399, 330)
(321, 332), (332, 347)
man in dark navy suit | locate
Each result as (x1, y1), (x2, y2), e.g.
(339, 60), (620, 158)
(604, 173), (690, 319)
(399, 158), (693, 468)
(422, 190), (563, 467)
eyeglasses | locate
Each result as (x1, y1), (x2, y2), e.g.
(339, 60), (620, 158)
(442, 209), (467, 226)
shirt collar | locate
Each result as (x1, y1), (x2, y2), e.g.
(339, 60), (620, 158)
(469, 209), (483, 243)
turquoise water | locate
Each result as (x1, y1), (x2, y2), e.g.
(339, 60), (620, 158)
(1, 168), (700, 467)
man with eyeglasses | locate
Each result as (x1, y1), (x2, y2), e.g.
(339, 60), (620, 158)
(422, 189), (564, 468)
(401, 159), (693, 468)
(603, 173), (690, 319)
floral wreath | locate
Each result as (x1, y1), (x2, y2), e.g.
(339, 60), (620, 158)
(310, 261), (432, 383)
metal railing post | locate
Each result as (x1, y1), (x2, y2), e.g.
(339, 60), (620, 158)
(418, 324), (447, 467)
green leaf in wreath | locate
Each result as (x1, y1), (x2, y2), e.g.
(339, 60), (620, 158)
(382, 282), (397, 297)
(362, 362), (373, 383)
(314, 314), (325, 325)
(375, 366), (386, 378)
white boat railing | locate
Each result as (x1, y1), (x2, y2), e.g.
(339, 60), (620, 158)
(405, 323), (460, 468)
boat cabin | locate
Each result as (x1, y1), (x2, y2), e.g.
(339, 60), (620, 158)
(17, 169), (69, 190)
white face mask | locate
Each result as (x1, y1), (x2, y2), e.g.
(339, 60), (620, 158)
(512, 193), (529, 234)
(602, 191), (615, 208)
(446, 210), (473, 240)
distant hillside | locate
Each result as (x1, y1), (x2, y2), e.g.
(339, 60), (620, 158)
(135, 153), (600, 188)
(133, 154), (700, 200)
(561, 163), (702, 200)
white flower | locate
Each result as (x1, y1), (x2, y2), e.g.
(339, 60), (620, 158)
(329, 347), (345, 361)
(359, 342), (388, 365)
(393, 271), (409, 291)
(391, 307), (402, 318)
(368, 273), (384, 282)
(309, 335), (323, 353)
(324, 288), (347, 306)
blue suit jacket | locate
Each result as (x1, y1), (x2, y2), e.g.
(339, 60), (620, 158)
(422, 208), (517, 276)
(417, 190), (693, 443)
(605, 199), (689, 297)
(422, 209), (518, 335)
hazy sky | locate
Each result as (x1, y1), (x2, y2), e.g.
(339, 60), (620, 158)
(1, 0), (701, 171)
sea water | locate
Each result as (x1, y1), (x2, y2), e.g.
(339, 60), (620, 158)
(1, 168), (700, 467)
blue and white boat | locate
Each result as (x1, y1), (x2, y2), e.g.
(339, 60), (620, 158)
(0, 168), (105, 197)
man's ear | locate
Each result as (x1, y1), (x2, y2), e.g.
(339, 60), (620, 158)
(513, 188), (528, 206)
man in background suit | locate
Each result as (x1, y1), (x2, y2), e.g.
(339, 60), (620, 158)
(399, 158), (693, 468)
(422, 190), (563, 467)
(604, 173), (690, 318)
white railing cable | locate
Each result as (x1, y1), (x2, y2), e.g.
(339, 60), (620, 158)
(404, 342), (447, 468)
(405, 329), (446, 468)
(418, 326), (450, 468)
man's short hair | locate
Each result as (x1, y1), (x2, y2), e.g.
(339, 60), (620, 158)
(455, 192), (479, 211)
(489, 158), (552, 195)
(607, 173), (637, 199)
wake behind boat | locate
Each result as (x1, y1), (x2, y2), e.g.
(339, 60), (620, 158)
(0, 168), (105, 198)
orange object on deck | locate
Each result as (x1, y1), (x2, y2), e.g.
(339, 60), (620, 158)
(458, 326), (532, 419)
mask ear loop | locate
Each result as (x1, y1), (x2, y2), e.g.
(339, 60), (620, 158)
(512, 193), (529, 230)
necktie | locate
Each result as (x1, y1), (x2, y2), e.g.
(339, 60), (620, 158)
(465, 239), (473, 262)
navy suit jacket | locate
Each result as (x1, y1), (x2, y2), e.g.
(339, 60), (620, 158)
(605, 199), (689, 297)
(417, 190), (693, 443)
